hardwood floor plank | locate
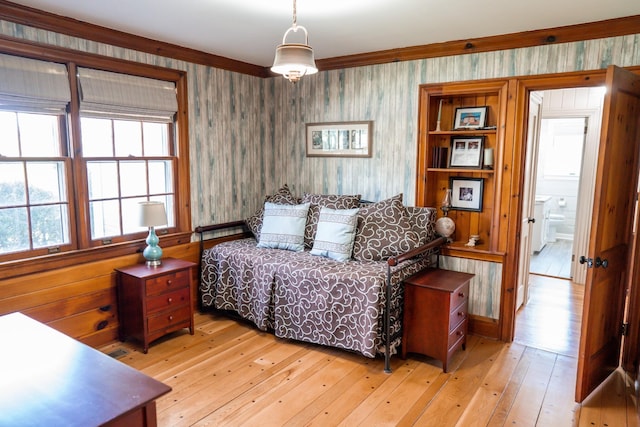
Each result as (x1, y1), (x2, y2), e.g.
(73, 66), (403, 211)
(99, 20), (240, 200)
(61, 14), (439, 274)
(411, 338), (506, 425)
(358, 360), (445, 426)
(486, 344), (538, 426)
(537, 354), (579, 426)
(455, 342), (526, 426)
(96, 311), (636, 427)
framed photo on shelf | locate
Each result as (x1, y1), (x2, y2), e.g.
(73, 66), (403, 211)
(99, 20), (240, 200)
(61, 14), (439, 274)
(306, 121), (373, 158)
(450, 177), (484, 212)
(453, 106), (488, 129)
(449, 136), (484, 168)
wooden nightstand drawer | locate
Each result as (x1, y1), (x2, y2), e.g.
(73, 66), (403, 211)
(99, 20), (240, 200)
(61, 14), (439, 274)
(146, 270), (190, 296)
(147, 305), (192, 334)
(450, 282), (469, 311)
(448, 305), (467, 331)
(147, 287), (190, 314)
(447, 319), (467, 351)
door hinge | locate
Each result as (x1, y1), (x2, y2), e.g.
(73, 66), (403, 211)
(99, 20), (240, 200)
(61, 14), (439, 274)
(621, 322), (629, 336)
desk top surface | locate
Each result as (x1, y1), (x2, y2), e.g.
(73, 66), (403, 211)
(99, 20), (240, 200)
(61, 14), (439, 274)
(0, 312), (171, 427)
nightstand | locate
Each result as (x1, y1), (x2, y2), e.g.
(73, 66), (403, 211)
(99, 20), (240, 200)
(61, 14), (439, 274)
(401, 268), (474, 372)
(115, 258), (196, 353)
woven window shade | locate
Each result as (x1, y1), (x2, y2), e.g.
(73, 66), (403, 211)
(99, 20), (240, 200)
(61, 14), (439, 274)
(0, 53), (70, 113)
(78, 67), (177, 122)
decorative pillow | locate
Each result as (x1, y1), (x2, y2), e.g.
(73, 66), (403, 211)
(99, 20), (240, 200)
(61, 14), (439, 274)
(405, 206), (437, 247)
(302, 193), (361, 248)
(257, 202), (310, 252)
(352, 194), (421, 261)
(246, 184), (299, 240)
(310, 207), (359, 262)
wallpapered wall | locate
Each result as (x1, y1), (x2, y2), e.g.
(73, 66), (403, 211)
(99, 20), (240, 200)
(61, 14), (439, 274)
(1, 20), (638, 320)
(1, 20), (638, 229)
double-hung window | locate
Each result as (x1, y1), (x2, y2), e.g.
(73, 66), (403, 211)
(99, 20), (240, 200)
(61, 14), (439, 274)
(0, 52), (186, 263)
(77, 67), (178, 246)
(0, 54), (73, 258)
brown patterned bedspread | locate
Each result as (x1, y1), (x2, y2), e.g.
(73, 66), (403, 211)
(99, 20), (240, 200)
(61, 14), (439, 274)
(200, 238), (431, 358)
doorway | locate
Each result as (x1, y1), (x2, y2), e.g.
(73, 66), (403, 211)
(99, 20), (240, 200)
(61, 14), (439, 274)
(515, 87), (605, 357)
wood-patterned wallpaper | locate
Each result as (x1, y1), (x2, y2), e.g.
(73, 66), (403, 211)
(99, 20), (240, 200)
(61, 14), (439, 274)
(0, 19), (639, 329)
(2, 19), (637, 230)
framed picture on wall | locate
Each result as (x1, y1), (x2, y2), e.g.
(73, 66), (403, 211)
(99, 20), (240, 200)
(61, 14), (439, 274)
(450, 177), (484, 212)
(453, 106), (488, 130)
(449, 136), (484, 168)
(306, 121), (373, 157)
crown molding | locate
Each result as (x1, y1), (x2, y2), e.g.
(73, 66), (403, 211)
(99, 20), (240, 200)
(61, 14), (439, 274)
(315, 15), (640, 71)
(0, 1), (638, 78)
(0, 0), (270, 77)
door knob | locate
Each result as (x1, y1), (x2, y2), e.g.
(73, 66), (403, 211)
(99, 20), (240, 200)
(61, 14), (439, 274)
(579, 256), (593, 268)
(527, 217), (536, 223)
(595, 257), (609, 268)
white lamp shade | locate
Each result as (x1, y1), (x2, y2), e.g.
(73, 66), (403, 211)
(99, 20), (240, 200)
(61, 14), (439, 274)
(139, 201), (167, 227)
(271, 43), (318, 77)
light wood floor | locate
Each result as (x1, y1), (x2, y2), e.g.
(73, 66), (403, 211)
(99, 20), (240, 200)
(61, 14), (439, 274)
(515, 274), (583, 358)
(101, 303), (638, 426)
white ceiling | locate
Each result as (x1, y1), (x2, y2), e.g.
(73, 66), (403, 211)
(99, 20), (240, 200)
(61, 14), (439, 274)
(8, 0), (640, 67)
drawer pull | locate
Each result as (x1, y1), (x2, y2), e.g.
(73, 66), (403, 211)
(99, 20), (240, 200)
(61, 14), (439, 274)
(167, 297), (173, 304)
(458, 292), (465, 297)
(456, 330), (463, 336)
(168, 315), (174, 321)
(457, 311), (465, 317)
(166, 279), (173, 286)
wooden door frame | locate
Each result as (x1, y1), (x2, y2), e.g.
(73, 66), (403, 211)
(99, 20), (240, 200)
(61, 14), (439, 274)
(500, 70), (608, 342)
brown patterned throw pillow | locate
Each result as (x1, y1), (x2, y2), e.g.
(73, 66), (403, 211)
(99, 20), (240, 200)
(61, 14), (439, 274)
(352, 194), (421, 261)
(405, 206), (437, 247)
(246, 184), (299, 240)
(302, 193), (361, 248)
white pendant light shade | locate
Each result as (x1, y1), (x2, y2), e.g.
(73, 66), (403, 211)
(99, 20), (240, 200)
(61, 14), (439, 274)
(271, 0), (317, 83)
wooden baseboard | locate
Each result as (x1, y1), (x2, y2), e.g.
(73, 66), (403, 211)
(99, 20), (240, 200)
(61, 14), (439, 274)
(469, 315), (500, 340)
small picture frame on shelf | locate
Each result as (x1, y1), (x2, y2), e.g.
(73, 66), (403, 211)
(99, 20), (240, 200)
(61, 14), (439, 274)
(450, 177), (484, 212)
(449, 136), (484, 168)
(453, 106), (488, 130)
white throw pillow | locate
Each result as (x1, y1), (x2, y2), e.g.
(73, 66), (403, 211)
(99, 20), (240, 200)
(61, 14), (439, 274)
(257, 202), (310, 252)
(310, 207), (359, 262)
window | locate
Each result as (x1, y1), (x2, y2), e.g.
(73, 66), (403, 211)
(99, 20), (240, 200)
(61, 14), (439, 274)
(82, 118), (175, 242)
(0, 112), (71, 255)
(0, 51), (188, 262)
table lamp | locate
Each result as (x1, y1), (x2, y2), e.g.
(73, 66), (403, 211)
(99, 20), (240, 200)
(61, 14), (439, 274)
(139, 201), (167, 267)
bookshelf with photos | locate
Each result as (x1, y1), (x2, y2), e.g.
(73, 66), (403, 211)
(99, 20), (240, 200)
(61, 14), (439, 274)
(415, 80), (509, 257)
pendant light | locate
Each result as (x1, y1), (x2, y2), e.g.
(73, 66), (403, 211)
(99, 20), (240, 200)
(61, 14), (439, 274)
(271, 0), (318, 83)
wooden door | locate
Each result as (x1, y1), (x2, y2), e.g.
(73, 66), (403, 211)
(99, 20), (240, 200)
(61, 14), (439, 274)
(516, 93), (543, 309)
(575, 65), (640, 402)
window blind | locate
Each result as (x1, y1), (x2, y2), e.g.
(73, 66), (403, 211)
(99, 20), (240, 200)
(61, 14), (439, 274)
(0, 53), (71, 113)
(77, 67), (177, 122)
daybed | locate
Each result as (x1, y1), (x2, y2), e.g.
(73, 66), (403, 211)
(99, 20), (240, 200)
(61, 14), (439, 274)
(197, 187), (445, 371)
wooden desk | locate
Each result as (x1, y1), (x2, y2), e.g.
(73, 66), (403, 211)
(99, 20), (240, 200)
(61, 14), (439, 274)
(0, 312), (171, 427)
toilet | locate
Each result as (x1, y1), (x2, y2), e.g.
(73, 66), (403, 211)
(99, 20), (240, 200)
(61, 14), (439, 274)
(547, 213), (565, 242)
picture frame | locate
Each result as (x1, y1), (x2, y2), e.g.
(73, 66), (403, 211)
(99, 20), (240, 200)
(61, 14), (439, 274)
(450, 177), (484, 212)
(453, 106), (488, 130)
(449, 136), (484, 168)
(306, 121), (373, 158)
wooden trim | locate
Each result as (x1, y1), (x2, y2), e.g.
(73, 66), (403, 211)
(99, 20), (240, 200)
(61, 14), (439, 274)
(468, 314), (500, 339)
(316, 15), (640, 71)
(0, 232), (193, 281)
(0, 0), (268, 77)
(0, 1), (637, 76)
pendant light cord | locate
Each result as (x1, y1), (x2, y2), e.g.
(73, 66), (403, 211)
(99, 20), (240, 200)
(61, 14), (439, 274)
(292, 0), (298, 29)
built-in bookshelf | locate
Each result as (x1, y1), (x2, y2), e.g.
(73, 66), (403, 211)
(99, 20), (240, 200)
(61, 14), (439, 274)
(416, 80), (509, 257)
